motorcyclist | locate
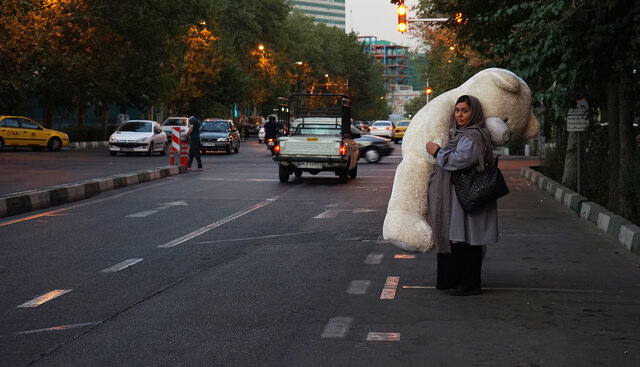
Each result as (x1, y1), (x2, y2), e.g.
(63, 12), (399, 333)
(263, 115), (278, 145)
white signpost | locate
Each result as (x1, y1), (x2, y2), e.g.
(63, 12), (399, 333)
(567, 100), (589, 194)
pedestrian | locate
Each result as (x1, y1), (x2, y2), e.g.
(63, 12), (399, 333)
(425, 95), (497, 296)
(183, 114), (203, 172)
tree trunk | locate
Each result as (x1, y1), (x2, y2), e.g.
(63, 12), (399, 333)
(618, 83), (634, 217)
(606, 82), (620, 212)
(562, 131), (578, 189)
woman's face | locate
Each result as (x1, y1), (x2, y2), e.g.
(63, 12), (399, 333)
(454, 101), (472, 127)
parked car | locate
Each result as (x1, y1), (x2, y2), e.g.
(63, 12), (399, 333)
(353, 126), (394, 163)
(393, 120), (411, 143)
(200, 118), (240, 154)
(0, 115), (69, 151)
(161, 116), (190, 140)
(369, 120), (395, 139)
(109, 120), (167, 156)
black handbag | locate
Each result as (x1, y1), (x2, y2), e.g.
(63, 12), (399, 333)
(450, 155), (509, 212)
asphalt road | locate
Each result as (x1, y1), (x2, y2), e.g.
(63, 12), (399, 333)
(0, 140), (638, 366)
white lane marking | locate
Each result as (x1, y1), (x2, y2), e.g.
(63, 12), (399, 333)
(127, 200), (188, 218)
(15, 321), (102, 335)
(346, 280), (371, 295)
(321, 317), (353, 338)
(380, 276), (400, 300)
(196, 231), (320, 244)
(401, 285), (604, 293)
(394, 254), (415, 259)
(314, 209), (339, 219)
(100, 258), (144, 273)
(126, 210), (158, 218)
(366, 332), (401, 341)
(364, 253), (384, 264)
(156, 200), (188, 210)
(18, 289), (72, 308)
(158, 196), (279, 248)
(314, 208), (376, 218)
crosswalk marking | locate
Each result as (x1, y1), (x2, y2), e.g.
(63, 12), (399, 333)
(364, 253), (384, 264)
(380, 276), (400, 300)
(346, 280), (371, 295)
(321, 317), (353, 338)
(366, 332), (400, 341)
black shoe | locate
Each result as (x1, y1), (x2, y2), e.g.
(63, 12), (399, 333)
(450, 287), (482, 296)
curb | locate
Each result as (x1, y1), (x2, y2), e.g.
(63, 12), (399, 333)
(66, 141), (110, 150)
(0, 166), (180, 219)
(520, 167), (640, 256)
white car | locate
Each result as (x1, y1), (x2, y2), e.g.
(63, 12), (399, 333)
(369, 120), (395, 139)
(109, 120), (168, 156)
(161, 116), (190, 140)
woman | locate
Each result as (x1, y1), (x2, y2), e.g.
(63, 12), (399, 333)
(425, 95), (497, 296)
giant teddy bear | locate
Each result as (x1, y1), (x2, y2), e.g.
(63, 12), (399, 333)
(383, 68), (540, 253)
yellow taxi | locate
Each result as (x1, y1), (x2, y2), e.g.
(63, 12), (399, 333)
(0, 116), (69, 151)
(393, 120), (411, 143)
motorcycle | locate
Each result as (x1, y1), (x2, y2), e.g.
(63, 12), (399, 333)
(266, 137), (276, 155)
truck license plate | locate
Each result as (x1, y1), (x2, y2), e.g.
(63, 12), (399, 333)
(267, 141), (274, 147)
(297, 162), (322, 169)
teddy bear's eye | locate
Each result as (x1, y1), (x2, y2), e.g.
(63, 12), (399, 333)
(504, 118), (509, 123)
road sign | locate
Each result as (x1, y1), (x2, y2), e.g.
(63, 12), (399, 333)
(567, 108), (588, 131)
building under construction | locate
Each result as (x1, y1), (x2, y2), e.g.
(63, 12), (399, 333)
(360, 37), (409, 86)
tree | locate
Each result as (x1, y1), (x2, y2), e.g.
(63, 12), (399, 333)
(417, 0), (640, 218)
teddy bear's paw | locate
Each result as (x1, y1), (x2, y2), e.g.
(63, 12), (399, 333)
(383, 212), (433, 253)
(390, 239), (428, 253)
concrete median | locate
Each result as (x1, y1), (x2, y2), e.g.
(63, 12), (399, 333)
(0, 166), (179, 218)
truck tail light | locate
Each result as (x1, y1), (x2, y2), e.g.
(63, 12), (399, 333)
(274, 144), (280, 154)
(339, 142), (346, 156)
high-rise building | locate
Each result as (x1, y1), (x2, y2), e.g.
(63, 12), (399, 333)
(290, 0), (346, 30)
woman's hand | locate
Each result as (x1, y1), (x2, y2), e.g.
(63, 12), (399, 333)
(426, 141), (440, 156)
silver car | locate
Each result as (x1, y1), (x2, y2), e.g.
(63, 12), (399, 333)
(200, 118), (241, 154)
(369, 120), (395, 139)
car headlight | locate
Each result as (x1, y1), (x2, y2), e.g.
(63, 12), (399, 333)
(110, 136), (116, 141)
(137, 137), (149, 143)
(217, 137), (229, 142)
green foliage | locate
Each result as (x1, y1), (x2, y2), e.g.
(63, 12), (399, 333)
(0, 0), (385, 124)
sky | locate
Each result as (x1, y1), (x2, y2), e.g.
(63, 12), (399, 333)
(345, 0), (422, 48)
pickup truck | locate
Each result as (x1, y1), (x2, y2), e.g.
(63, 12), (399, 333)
(273, 94), (360, 183)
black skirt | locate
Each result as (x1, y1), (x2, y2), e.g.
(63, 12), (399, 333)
(436, 242), (483, 291)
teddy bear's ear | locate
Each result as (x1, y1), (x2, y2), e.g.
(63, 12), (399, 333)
(490, 69), (521, 93)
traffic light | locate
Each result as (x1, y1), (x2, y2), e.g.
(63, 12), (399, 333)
(397, 5), (407, 33)
(454, 12), (463, 24)
(426, 87), (432, 95)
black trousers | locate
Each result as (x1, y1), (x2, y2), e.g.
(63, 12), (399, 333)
(436, 242), (483, 290)
(188, 141), (202, 169)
